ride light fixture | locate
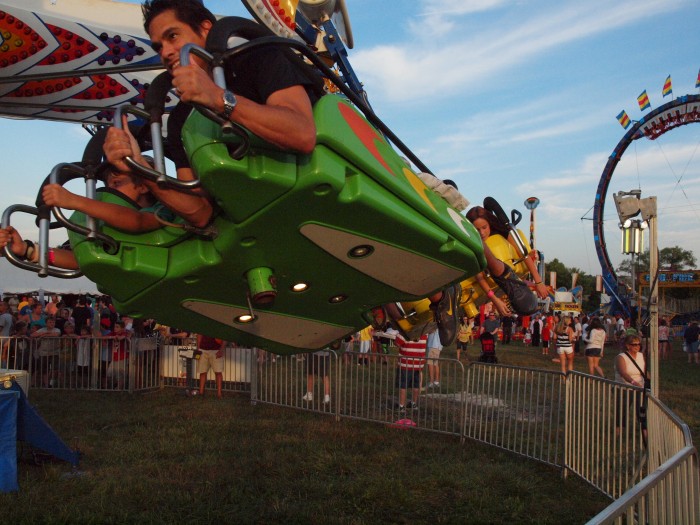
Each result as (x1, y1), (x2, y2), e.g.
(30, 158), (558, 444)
(234, 314), (256, 324)
(291, 282), (309, 292)
(348, 244), (373, 258)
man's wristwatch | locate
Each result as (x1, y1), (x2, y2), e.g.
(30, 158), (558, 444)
(221, 89), (237, 120)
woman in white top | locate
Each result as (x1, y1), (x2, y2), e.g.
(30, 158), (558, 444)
(615, 335), (646, 388)
(583, 317), (606, 377)
(614, 335), (648, 436)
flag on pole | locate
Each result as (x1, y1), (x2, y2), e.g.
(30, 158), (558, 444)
(662, 75), (672, 97)
(637, 90), (651, 111)
(696, 69), (700, 88)
(616, 110), (631, 129)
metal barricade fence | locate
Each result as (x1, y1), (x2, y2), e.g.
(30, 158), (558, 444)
(464, 363), (565, 467)
(130, 337), (161, 393)
(252, 348), (699, 524)
(253, 350), (337, 416)
(586, 446), (700, 525)
(567, 372), (647, 498)
(1, 335), (160, 393)
(4, 331), (698, 521)
(337, 351), (466, 435)
(586, 396), (700, 524)
(1, 335), (31, 371)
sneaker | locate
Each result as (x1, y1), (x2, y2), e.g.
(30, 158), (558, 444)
(433, 381), (440, 388)
(427, 382), (436, 389)
(323, 394), (331, 404)
(491, 265), (538, 315)
(406, 401), (418, 409)
(395, 403), (406, 412)
(302, 392), (313, 402)
(432, 284), (460, 346)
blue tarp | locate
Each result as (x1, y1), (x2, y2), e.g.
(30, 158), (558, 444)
(11, 382), (80, 467)
(0, 380), (79, 492)
(0, 390), (19, 492)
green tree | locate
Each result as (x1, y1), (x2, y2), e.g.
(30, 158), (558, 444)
(544, 258), (599, 312)
(616, 246), (696, 275)
(616, 246), (697, 300)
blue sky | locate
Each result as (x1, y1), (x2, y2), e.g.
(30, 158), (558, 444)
(1, 0), (699, 293)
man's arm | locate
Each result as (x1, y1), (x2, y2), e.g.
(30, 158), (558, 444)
(171, 64), (316, 154)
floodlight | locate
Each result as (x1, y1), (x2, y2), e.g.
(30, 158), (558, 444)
(621, 219), (645, 254)
(613, 191), (641, 222)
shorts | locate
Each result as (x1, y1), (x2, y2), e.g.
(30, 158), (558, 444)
(306, 353), (330, 376)
(396, 368), (420, 389)
(427, 348), (441, 365)
(687, 341), (699, 354)
(457, 341), (469, 351)
(585, 348), (602, 357)
(197, 349), (224, 375)
(557, 345), (574, 356)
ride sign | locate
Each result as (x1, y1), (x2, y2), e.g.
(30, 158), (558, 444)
(638, 271), (700, 287)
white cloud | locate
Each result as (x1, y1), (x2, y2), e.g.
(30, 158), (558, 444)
(410, 0), (510, 37)
(354, 0), (687, 103)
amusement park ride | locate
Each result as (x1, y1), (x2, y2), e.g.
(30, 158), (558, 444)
(593, 92), (700, 317)
(0, 0), (545, 354)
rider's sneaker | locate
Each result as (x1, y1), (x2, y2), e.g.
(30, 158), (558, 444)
(431, 284), (460, 346)
(491, 265), (538, 315)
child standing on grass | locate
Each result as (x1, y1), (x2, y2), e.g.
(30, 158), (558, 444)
(76, 326), (92, 388)
(106, 320), (130, 390)
(456, 316), (471, 361)
(394, 334), (427, 412)
(302, 348), (332, 405)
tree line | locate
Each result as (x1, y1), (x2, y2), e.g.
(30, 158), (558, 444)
(544, 246), (697, 312)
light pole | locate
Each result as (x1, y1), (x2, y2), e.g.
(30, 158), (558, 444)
(613, 190), (658, 396)
(524, 197), (545, 281)
(524, 197), (540, 251)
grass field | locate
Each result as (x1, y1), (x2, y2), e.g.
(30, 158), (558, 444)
(0, 338), (696, 524)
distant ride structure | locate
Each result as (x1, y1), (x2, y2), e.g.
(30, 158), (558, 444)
(593, 93), (700, 316)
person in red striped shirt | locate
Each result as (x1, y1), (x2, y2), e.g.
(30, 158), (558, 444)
(395, 334), (427, 412)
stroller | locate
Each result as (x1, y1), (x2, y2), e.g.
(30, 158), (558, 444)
(479, 332), (499, 363)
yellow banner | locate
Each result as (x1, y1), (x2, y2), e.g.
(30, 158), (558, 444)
(552, 302), (582, 313)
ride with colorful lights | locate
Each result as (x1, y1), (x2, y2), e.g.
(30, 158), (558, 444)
(0, 0), (544, 355)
